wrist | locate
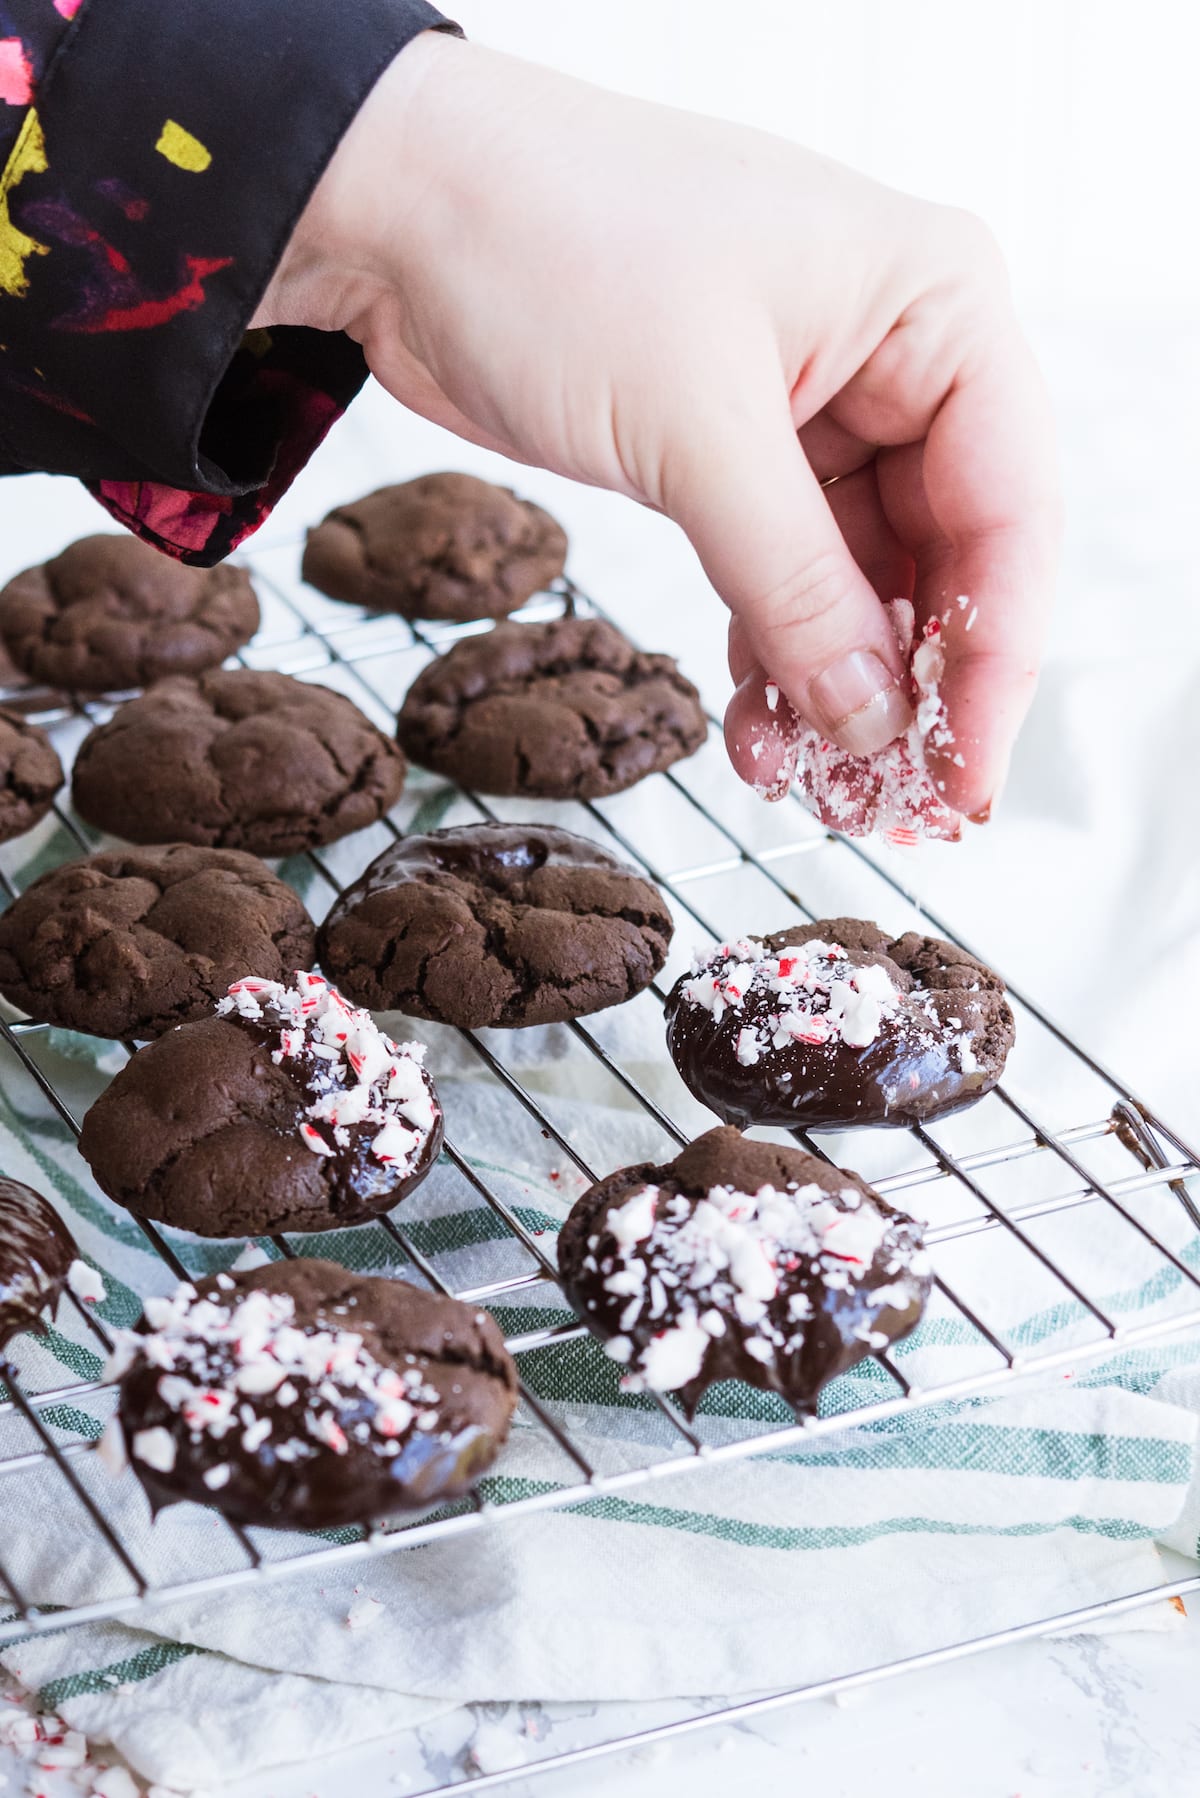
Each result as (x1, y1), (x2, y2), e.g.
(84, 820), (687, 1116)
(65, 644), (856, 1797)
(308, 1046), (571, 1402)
(250, 26), (465, 335)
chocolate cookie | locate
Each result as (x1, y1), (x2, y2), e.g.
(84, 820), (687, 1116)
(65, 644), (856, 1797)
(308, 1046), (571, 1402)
(0, 1176), (80, 1350)
(0, 708), (63, 844)
(110, 1260), (518, 1528)
(558, 1126), (931, 1416)
(71, 669), (405, 856)
(318, 821), (673, 1027)
(0, 534), (259, 693)
(303, 472), (568, 622)
(79, 971), (444, 1236)
(664, 918), (1015, 1131)
(396, 617), (707, 799)
(0, 844), (316, 1040)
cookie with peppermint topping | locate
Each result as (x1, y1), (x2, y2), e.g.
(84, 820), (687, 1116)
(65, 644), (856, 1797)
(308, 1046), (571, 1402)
(79, 971), (443, 1236)
(664, 917), (1014, 1131)
(108, 1260), (517, 1528)
(558, 1127), (931, 1415)
(0, 1175), (81, 1351)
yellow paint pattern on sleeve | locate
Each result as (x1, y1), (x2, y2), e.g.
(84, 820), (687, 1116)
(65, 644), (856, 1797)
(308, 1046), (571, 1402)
(155, 119), (212, 174)
(0, 109), (49, 298)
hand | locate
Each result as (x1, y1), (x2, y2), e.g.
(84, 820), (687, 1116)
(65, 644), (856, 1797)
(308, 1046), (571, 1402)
(254, 32), (1061, 818)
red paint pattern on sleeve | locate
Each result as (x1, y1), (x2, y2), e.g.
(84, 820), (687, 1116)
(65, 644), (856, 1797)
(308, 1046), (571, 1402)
(62, 254), (233, 334)
(0, 38), (34, 105)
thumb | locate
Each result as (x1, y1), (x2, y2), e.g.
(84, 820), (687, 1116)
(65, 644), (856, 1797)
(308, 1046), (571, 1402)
(667, 400), (912, 764)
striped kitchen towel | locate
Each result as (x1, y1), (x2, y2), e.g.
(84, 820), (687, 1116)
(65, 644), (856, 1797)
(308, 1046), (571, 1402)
(1, 1045), (1199, 1788)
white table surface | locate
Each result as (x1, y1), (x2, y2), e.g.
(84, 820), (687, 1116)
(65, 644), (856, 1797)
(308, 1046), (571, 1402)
(1, 312), (1198, 1796)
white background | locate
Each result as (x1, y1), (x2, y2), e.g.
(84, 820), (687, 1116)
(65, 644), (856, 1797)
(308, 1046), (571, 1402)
(451, 0), (1200, 315)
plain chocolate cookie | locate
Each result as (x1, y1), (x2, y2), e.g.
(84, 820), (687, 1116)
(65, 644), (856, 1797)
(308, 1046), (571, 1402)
(71, 669), (405, 856)
(0, 1175), (79, 1350)
(0, 534), (260, 693)
(665, 917), (1015, 1131)
(558, 1126), (931, 1416)
(115, 1260), (518, 1528)
(302, 472), (568, 621)
(79, 970), (444, 1237)
(0, 844), (316, 1040)
(396, 616), (707, 798)
(0, 708), (63, 844)
(317, 821), (674, 1027)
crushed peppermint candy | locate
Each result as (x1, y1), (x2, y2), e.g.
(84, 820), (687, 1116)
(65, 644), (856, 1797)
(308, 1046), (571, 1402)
(588, 1178), (929, 1398)
(346, 1595), (385, 1630)
(131, 1425), (176, 1473)
(91, 1769), (141, 1798)
(680, 936), (900, 1054)
(96, 1413), (128, 1478)
(66, 1259), (106, 1304)
(217, 971), (438, 1173)
(230, 1242), (272, 1273)
(748, 599), (964, 841)
(111, 1279), (446, 1482)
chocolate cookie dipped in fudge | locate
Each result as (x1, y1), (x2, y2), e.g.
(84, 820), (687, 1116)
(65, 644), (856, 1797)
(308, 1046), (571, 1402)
(0, 1176), (90, 1350)
(318, 820), (673, 1027)
(79, 971), (443, 1236)
(108, 1260), (518, 1528)
(558, 1127), (931, 1416)
(664, 918), (1014, 1130)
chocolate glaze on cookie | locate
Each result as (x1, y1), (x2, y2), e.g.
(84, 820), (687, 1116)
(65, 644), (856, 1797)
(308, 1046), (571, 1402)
(0, 534), (259, 693)
(303, 473), (568, 622)
(396, 617), (707, 799)
(111, 1260), (518, 1528)
(0, 707), (64, 845)
(0, 844), (316, 1039)
(558, 1127), (931, 1416)
(665, 918), (1014, 1130)
(72, 669), (405, 856)
(318, 821), (673, 1027)
(79, 971), (444, 1236)
(0, 1176), (79, 1350)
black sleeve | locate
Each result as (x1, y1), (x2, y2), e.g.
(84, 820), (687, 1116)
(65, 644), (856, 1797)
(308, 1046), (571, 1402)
(0, 0), (458, 564)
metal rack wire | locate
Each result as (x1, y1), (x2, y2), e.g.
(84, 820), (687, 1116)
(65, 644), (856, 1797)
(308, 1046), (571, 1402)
(1, 548), (1198, 1793)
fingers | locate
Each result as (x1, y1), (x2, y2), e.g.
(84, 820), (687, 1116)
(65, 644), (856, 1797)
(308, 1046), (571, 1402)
(669, 393), (913, 762)
(724, 666), (798, 798)
(723, 464), (917, 789)
(796, 414), (876, 483)
(727, 465), (910, 687)
(727, 615), (757, 686)
(876, 326), (1061, 816)
(823, 463), (916, 607)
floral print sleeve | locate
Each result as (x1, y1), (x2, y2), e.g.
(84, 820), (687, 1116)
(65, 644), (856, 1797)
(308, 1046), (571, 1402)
(0, 0), (456, 565)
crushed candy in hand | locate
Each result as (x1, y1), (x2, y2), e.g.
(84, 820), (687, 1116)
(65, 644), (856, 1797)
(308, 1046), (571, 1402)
(751, 598), (965, 841)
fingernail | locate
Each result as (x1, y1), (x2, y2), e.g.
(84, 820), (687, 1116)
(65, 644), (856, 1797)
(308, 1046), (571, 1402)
(809, 651), (912, 756)
(967, 753), (1010, 825)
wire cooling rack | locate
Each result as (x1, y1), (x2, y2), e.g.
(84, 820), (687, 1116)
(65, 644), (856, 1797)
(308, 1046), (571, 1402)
(1, 546), (1199, 1792)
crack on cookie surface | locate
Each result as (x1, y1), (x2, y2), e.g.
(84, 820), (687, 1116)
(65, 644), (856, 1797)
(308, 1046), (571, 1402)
(0, 844), (316, 1038)
(72, 670), (405, 856)
(396, 617), (706, 799)
(302, 474), (567, 623)
(318, 822), (673, 1028)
